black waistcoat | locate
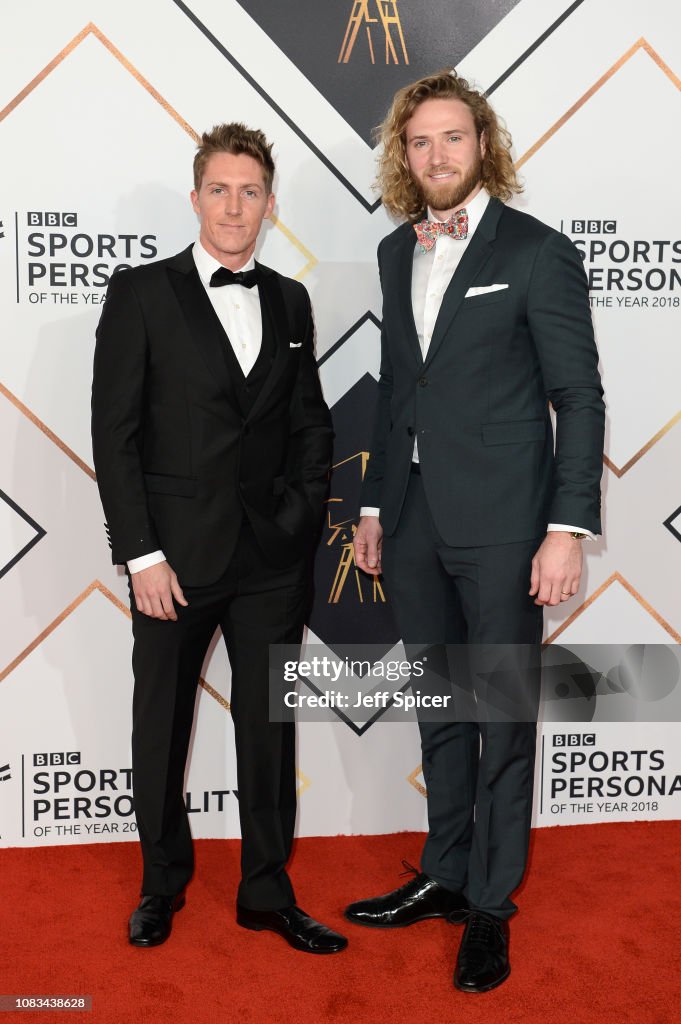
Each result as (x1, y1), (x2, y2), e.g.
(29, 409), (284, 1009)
(218, 287), (276, 418)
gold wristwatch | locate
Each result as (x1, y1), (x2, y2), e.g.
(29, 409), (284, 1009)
(571, 532), (586, 540)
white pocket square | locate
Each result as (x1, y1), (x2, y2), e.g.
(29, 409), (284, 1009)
(289, 342), (303, 348)
(465, 284), (509, 297)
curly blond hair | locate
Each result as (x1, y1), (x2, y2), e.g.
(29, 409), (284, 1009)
(376, 69), (522, 220)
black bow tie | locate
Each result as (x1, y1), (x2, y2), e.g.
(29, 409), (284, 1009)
(209, 266), (259, 288)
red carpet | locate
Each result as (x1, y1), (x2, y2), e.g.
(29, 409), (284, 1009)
(3, 823), (679, 1023)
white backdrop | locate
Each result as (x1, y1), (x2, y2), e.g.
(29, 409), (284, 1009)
(1, 0), (680, 849)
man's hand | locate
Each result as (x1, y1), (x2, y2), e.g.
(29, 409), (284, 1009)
(353, 516), (383, 576)
(529, 533), (583, 607)
(131, 561), (188, 620)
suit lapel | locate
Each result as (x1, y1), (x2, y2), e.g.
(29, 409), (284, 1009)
(423, 197), (504, 370)
(166, 246), (238, 406)
(166, 250), (301, 421)
(395, 226), (423, 368)
(246, 263), (290, 421)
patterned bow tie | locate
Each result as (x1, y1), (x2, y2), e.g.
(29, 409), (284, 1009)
(210, 266), (259, 288)
(413, 209), (469, 253)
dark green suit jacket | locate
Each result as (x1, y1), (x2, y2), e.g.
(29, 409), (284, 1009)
(361, 197), (605, 544)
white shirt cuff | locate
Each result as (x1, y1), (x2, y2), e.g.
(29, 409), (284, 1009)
(547, 524), (597, 541)
(360, 507), (381, 518)
(127, 550), (166, 574)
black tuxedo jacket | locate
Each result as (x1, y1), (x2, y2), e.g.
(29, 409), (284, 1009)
(91, 245), (333, 586)
(361, 198), (605, 545)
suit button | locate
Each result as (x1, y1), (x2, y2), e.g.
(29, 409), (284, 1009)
(407, 426), (414, 437)
(418, 377), (428, 387)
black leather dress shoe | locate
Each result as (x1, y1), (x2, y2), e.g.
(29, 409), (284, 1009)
(345, 866), (467, 928)
(128, 893), (186, 947)
(454, 912), (510, 993)
(236, 904), (348, 954)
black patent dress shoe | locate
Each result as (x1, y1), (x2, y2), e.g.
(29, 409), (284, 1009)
(128, 893), (186, 947)
(345, 862), (468, 927)
(454, 911), (510, 993)
(236, 904), (348, 954)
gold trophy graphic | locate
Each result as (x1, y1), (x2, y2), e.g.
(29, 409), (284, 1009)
(338, 0), (409, 65)
(325, 452), (385, 605)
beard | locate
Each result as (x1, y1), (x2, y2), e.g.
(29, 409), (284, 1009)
(419, 154), (483, 213)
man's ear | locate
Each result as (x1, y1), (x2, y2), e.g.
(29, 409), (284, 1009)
(190, 189), (200, 215)
(479, 131), (487, 160)
(264, 191), (276, 220)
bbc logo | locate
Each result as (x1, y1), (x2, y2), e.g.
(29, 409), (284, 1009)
(571, 220), (616, 234)
(27, 212), (77, 227)
(33, 752), (81, 766)
(552, 734), (596, 747)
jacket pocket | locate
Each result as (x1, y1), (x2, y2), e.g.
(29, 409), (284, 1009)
(462, 289), (509, 308)
(481, 419), (546, 445)
(144, 472), (197, 497)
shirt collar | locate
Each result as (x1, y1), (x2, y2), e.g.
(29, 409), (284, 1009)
(192, 239), (256, 285)
(426, 186), (490, 239)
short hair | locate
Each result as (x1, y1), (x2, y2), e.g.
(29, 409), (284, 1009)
(375, 69), (522, 221)
(193, 123), (275, 192)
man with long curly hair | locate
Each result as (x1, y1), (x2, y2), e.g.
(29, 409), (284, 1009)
(346, 71), (604, 992)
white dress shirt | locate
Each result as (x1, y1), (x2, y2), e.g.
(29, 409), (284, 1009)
(360, 189), (594, 539)
(128, 240), (262, 575)
(411, 188), (490, 369)
(192, 239), (262, 376)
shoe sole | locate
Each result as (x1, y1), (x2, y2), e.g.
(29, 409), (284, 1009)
(454, 965), (511, 994)
(128, 896), (186, 948)
(237, 916), (347, 954)
(344, 910), (466, 929)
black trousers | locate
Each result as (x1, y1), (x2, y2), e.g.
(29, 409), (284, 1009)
(129, 522), (309, 910)
(382, 472), (544, 919)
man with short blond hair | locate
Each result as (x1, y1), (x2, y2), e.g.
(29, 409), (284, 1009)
(92, 123), (346, 954)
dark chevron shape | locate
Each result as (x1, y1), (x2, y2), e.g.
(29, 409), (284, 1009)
(318, 310), (382, 368)
(663, 504), (681, 544)
(172, 0), (586, 210)
(0, 490), (46, 581)
(233, 0), (523, 144)
(293, 672), (412, 736)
